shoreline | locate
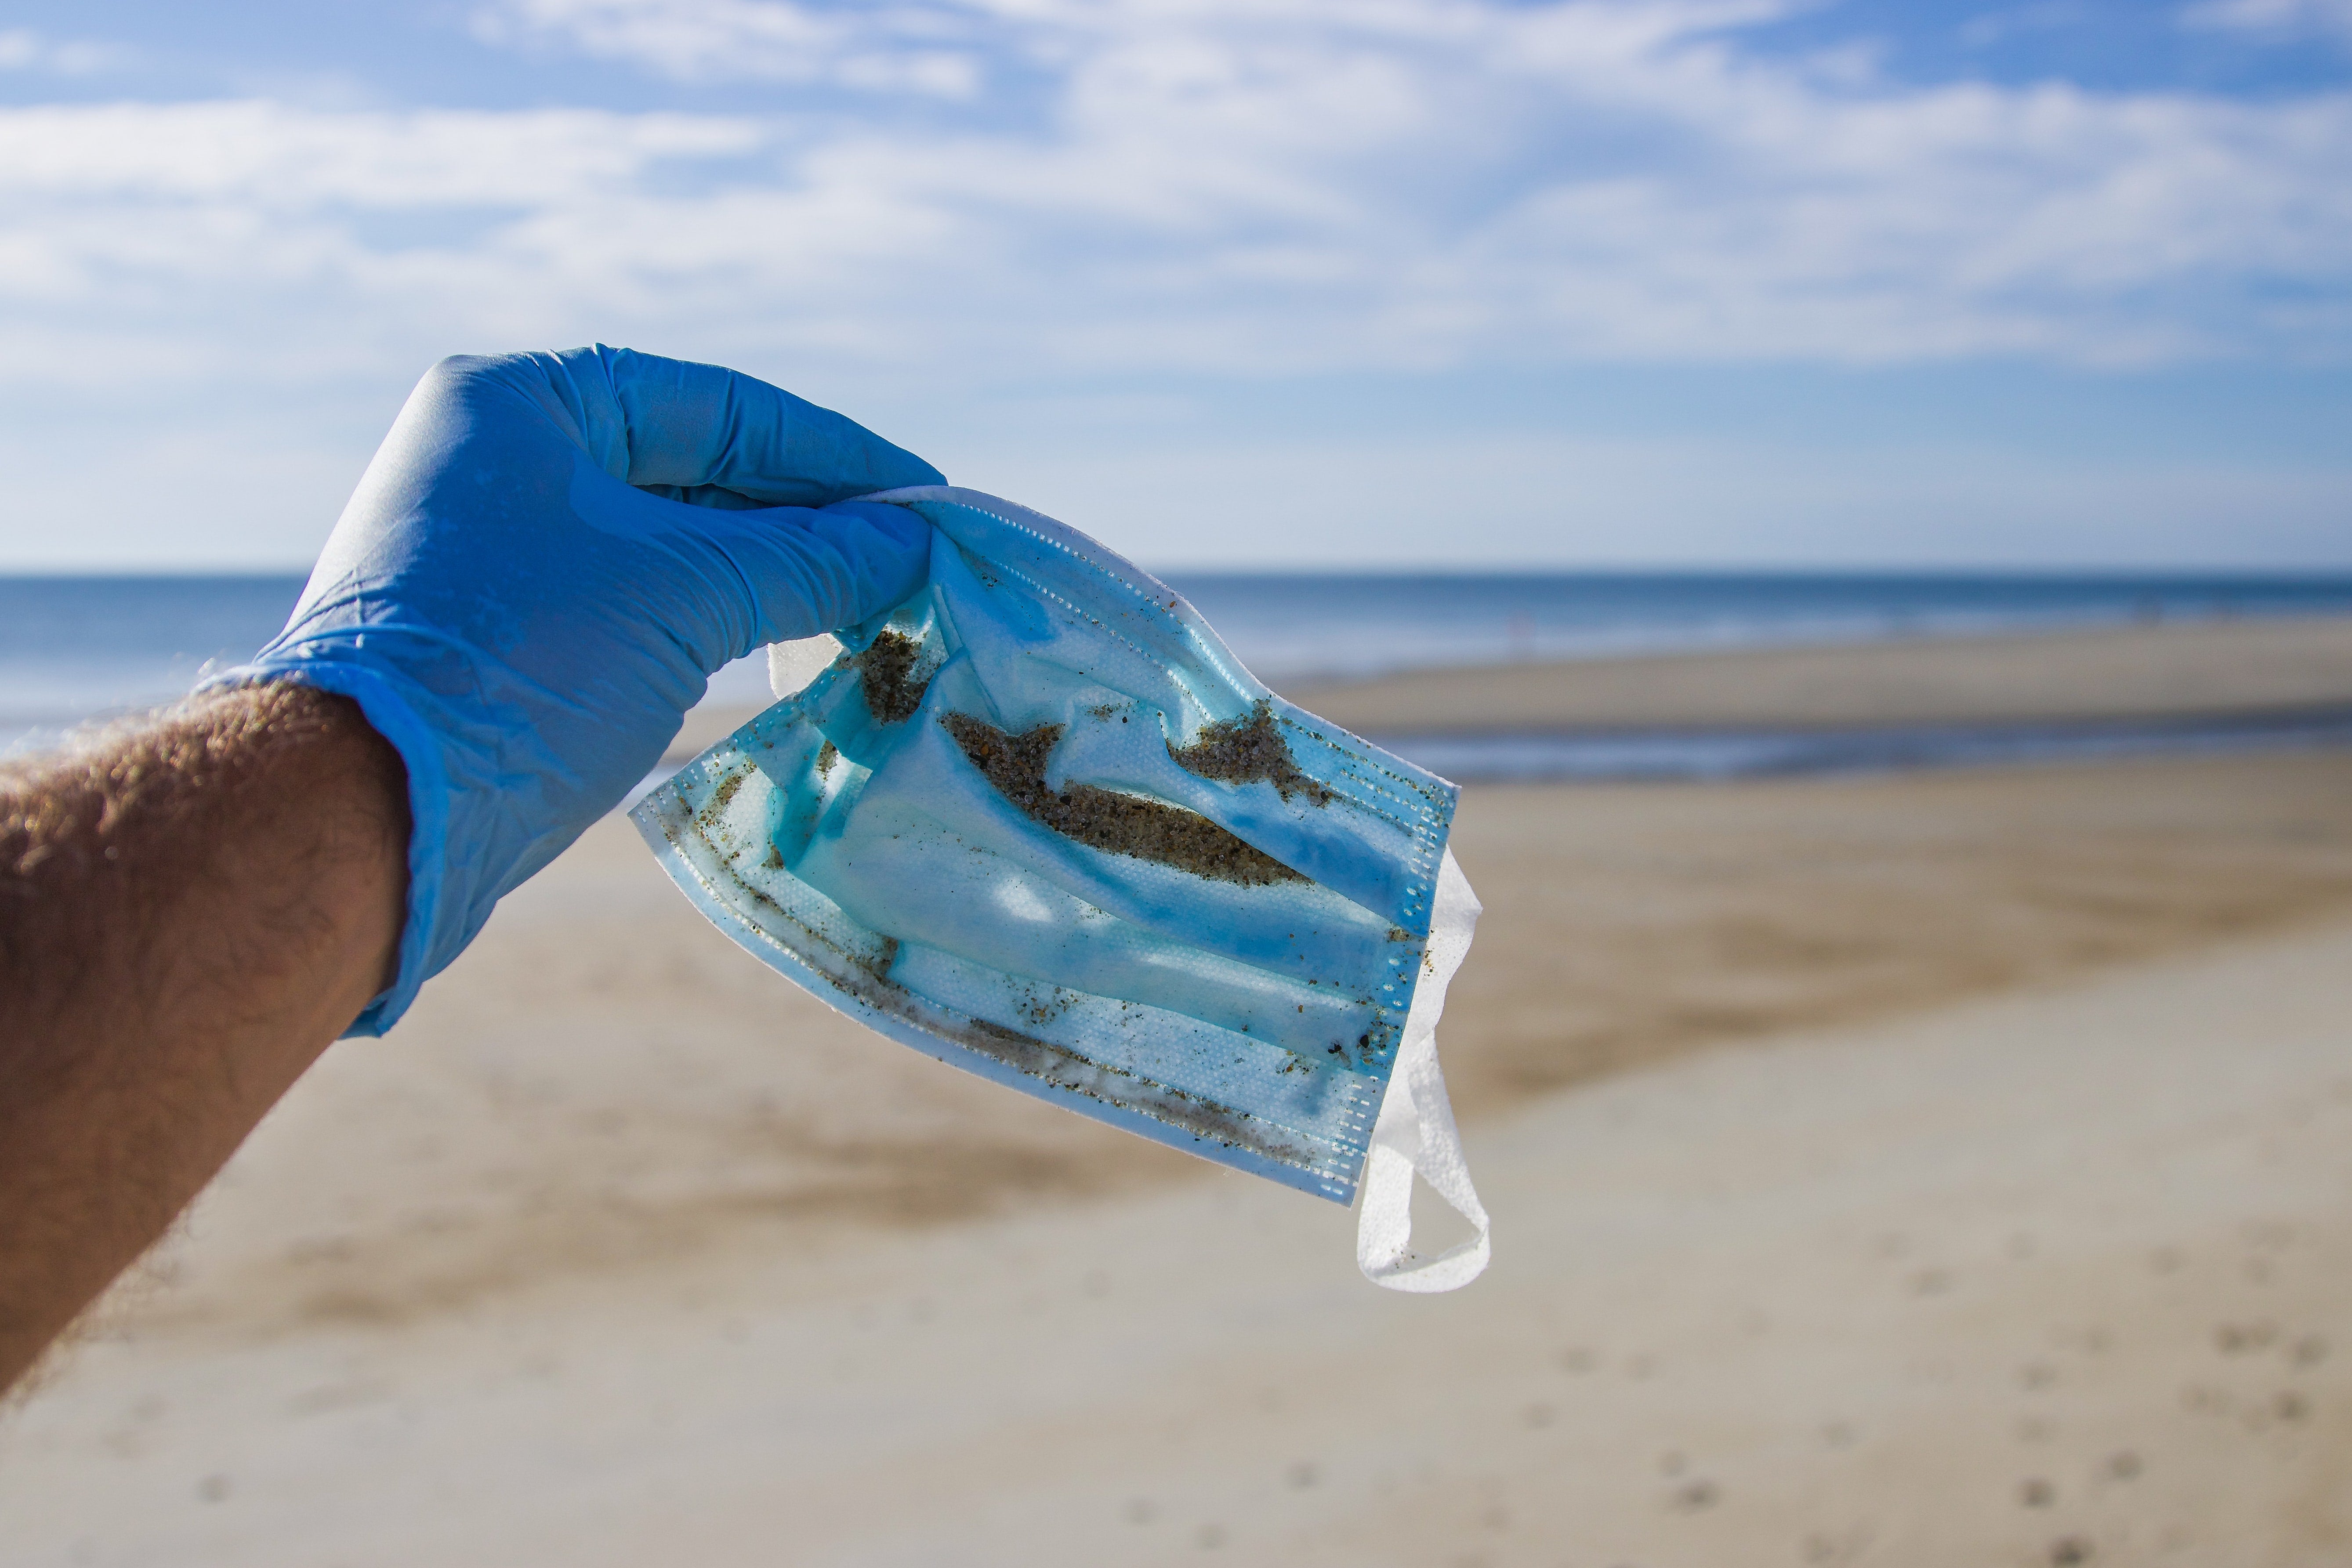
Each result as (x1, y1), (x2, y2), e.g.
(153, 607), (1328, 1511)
(667, 613), (2352, 760)
(663, 614), (2352, 780)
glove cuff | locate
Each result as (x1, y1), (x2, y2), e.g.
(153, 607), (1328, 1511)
(195, 661), (451, 1038)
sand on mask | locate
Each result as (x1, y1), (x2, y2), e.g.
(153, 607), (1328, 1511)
(855, 630), (931, 724)
(941, 712), (1308, 887)
(636, 487), (1489, 1290)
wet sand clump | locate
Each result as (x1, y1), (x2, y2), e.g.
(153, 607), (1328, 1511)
(1171, 701), (1334, 807)
(942, 713), (1305, 885)
(857, 632), (931, 724)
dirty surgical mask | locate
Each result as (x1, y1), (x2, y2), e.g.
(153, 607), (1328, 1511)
(634, 487), (1489, 1291)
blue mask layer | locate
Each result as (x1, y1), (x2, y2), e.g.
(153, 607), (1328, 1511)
(636, 488), (1486, 1274)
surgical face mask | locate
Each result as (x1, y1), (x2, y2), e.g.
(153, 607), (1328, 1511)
(635, 487), (1488, 1290)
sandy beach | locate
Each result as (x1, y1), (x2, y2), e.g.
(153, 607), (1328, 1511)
(6, 619), (2352, 1565)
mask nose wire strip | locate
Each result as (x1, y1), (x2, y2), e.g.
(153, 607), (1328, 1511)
(1356, 848), (1491, 1292)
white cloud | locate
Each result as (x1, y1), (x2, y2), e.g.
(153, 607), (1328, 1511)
(0, 1), (2346, 404)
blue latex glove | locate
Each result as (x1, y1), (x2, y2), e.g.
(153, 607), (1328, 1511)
(208, 345), (941, 1036)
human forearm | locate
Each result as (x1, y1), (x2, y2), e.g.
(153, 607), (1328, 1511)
(0, 347), (937, 1389)
(0, 683), (407, 1391)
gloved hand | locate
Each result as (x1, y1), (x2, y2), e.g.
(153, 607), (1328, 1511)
(209, 345), (941, 1035)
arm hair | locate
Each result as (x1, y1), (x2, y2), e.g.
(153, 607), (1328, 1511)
(0, 683), (408, 1393)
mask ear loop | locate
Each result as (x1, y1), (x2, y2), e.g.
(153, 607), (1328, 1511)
(1356, 848), (1491, 1292)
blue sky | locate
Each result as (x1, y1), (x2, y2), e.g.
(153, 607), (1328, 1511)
(1, 0), (2348, 571)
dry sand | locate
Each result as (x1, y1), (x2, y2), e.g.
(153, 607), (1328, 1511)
(6, 625), (2352, 1564)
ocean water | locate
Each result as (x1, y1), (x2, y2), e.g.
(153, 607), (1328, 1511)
(6, 570), (2352, 779)
(1171, 570), (2352, 682)
(0, 576), (313, 750)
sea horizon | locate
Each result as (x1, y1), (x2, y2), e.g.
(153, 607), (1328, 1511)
(10, 567), (2352, 774)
